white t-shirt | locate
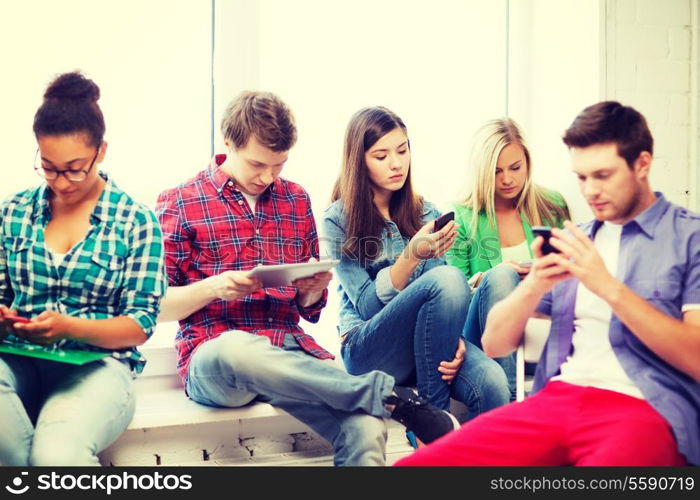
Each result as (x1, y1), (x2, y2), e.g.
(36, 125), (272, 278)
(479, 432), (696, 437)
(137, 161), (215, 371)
(553, 221), (645, 399)
(500, 239), (530, 263)
(241, 192), (260, 212)
(51, 251), (67, 265)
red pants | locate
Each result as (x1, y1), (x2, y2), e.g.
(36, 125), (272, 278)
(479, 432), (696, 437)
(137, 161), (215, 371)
(395, 381), (686, 466)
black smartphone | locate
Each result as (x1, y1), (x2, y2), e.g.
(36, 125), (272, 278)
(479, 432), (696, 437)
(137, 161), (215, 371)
(531, 226), (560, 255)
(432, 211), (455, 233)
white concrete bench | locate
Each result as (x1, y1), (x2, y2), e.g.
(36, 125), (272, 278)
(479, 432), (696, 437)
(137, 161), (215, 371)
(99, 326), (414, 466)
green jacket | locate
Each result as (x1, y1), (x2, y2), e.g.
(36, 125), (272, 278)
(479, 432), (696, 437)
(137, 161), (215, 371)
(447, 190), (568, 281)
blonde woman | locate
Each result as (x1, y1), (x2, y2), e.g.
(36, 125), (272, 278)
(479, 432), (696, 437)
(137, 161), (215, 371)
(448, 118), (570, 398)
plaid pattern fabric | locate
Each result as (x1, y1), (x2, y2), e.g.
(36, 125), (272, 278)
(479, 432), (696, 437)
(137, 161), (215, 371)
(0, 172), (167, 373)
(155, 155), (332, 381)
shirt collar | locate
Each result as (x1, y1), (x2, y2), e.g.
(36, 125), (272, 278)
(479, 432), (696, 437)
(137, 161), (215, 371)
(207, 154), (278, 197)
(585, 192), (669, 239)
(29, 171), (113, 224)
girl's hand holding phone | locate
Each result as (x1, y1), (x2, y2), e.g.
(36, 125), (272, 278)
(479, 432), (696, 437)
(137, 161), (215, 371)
(10, 310), (72, 346)
(0, 305), (27, 341)
(407, 218), (458, 261)
(500, 260), (532, 278)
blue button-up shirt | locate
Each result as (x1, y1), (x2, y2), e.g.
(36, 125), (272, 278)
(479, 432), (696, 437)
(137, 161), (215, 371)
(535, 193), (700, 464)
(322, 199), (447, 335)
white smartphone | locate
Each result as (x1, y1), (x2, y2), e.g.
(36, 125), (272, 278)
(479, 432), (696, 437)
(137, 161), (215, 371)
(517, 259), (534, 268)
(246, 260), (340, 287)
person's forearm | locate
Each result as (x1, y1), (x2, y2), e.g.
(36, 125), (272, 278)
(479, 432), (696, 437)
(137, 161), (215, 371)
(482, 279), (546, 357)
(389, 252), (421, 291)
(158, 279), (216, 322)
(68, 316), (148, 349)
(604, 283), (700, 382)
(296, 290), (323, 308)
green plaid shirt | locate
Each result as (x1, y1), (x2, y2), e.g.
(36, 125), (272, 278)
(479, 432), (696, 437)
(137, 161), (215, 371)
(0, 172), (166, 373)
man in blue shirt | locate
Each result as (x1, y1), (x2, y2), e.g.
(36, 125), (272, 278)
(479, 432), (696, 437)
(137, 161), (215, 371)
(396, 101), (700, 466)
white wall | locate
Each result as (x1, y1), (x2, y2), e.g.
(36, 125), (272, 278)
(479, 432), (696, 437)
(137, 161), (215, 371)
(605, 0), (694, 208)
(215, 0), (508, 218)
(0, 0), (212, 209)
(508, 0), (603, 224)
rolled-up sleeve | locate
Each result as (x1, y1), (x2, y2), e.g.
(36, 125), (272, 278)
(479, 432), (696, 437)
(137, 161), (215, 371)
(297, 198), (328, 323)
(682, 230), (700, 307)
(374, 266), (400, 303)
(119, 209), (167, 337)
(0, 207), (15, 307)
(536, 290), (553, 316)
(155, 190), (190, 287)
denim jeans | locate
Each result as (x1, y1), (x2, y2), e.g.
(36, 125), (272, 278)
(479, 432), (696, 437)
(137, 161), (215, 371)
(0, 354), (135, 466)
(341, 266), (510, 419)
(463, 265), (522, 400)
(185, 331), (394, 466)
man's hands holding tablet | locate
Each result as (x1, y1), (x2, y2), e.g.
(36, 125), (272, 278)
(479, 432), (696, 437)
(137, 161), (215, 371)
(206, 271), (263, 301)
(207, 260), (338, 303)
(246, 259), (339, 288)
(291, 259), (335, 308)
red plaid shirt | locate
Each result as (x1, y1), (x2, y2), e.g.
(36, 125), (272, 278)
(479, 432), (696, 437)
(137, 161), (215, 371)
(155, 155), (332, 381)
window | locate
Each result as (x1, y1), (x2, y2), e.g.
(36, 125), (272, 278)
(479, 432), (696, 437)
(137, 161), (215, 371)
(0, 0), (212, 209)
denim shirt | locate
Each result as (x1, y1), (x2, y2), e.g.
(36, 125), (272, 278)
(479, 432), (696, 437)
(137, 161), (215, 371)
(534, 193), (700, 465)
(322, 199), (446, 335)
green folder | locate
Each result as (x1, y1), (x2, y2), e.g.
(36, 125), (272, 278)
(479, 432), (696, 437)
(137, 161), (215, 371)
(0, 342), (112, 365)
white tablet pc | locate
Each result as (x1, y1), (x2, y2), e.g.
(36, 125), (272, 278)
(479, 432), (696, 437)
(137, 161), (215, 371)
(246, 260), (340, 287)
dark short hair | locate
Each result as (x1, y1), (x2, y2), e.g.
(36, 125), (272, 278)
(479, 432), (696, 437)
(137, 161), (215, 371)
(562, 101), (653, 168)
(220, 91), (297, 152)
(33, 71), (105, 147)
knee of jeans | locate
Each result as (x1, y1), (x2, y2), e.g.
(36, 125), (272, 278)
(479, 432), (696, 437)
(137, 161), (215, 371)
(425, 266), (470, 303)
(31, 441), (94, 466)
(0, 368), (15, 389)
(481, 266), (520, 296)
(209, 333), (263, 375)
(337, 414), (387, 458)
(479, 360), (511, 404)
(0, 444), (30, 466)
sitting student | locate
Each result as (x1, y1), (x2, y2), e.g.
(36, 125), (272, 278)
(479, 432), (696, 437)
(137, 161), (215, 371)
(0, 72), (166, 466)
(154, 91), (458, 466)
(396, 101), (700, 466)
(449, 118), (570, 398)
(323, 106), (510, 431)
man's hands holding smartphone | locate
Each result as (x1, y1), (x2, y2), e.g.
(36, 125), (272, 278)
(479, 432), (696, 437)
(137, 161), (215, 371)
(546, 221), (618, 298)
(526, 221), (617, 299)
(524, 226), (573, 296)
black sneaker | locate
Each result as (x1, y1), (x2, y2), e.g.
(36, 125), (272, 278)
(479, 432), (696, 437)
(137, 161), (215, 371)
(386, 386), (460, 444)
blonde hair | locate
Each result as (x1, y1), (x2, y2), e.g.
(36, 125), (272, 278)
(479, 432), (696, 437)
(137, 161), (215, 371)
(460, 118), (569, 235)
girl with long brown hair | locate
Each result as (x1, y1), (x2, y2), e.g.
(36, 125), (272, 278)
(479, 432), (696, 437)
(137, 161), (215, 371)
(323, 107), (510, 435)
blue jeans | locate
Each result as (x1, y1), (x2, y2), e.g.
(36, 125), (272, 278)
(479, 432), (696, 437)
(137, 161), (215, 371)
(185, 331), (394, 466)
(0, 354), (135, 466)
(463, 265), (522, 400)
(341, 266), (510, 419)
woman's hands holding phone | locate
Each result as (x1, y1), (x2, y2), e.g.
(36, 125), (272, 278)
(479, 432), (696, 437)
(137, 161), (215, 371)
(8, 310), (73, 346)
(0, 305), (30, 341)
(406, 218), (458, 261)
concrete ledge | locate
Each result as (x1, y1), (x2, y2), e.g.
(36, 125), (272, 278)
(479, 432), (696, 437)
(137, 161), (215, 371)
(128, 375), (292, 430)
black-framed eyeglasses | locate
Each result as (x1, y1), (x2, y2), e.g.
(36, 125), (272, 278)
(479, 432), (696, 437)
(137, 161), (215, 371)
(33, 145), (101, 182)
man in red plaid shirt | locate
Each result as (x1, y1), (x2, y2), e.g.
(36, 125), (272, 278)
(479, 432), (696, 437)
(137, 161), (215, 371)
(155, 91), (459, 465)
